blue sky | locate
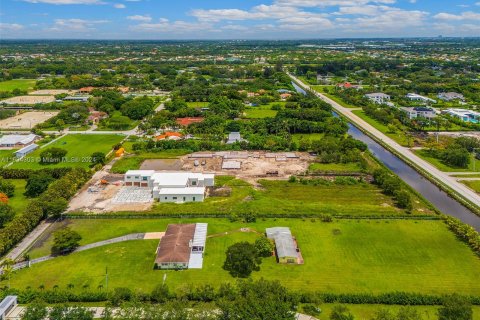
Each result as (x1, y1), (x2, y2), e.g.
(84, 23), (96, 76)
(0, 0), (479, 39)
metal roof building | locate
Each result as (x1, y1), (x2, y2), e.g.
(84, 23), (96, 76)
(189, 223), (208, 269)
(0, 296), (17, 320)
(15, 143), (38, 158)
(266, 227), (299, 264)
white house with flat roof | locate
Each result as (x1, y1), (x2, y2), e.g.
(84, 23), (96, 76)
(124, 170), (214, 203)
(365, 92), (390, 104)
(406, 93), (437, 104)
(442, 109), (480, 123)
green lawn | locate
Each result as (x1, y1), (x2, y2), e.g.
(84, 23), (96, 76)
(0, 79), (36, 92)
(317, 304), (480, 320)
(309, 162), (363, 173)
(352, 110), (410, 146)
(186, 102), (209, 108)
(292, 133), (325, 142)
(244, 102), (284, 119)
(11, 134), (124, 169)
(414, 150), (480, 173)
(0, 149), (16, 166)
(461, 180), (480, 194)
(97, 177), (434, 217)
(110, 149), (191, 174)
(8, 179), (29, 214)
(9, 218), (480, 295)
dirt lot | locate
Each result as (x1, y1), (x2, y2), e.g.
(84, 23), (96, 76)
(29, 89), (73, 95)
(140, 159), (183, 170)
(183, 151), (312, 183)
(68, 173), (153, 213)
(0, 111), (59, 129)
(68, 151), (313, 213)
(0, 95), (55, 105)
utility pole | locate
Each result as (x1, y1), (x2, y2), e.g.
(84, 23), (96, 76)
(105, 266), (108, 291)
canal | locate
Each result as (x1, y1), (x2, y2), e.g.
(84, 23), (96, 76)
(292, 81), (480, 230)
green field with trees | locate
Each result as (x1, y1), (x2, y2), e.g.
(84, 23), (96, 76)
(6, 218), (480, 295)
(0, 79), (36, 92)
(11, 134), (124, 169)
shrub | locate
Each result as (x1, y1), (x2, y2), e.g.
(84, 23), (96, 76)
(223, 242), (261, 278)
(39, 147), (68, 165)
(0, 179), (15, 197)
(254, 236), (274, 257)
(24, 173), (55, 197)
(0, 203), (15, 228)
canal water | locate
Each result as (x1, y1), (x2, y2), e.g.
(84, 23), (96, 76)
(292, 81), (480, 229)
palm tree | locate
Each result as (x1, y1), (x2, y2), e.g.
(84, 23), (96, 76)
(82, 284), (90, 290)
(67, 283), (74, 290)
(38, 284), (45, 290)
(97, 284), (104, 290)
(53, 285), (59, 290)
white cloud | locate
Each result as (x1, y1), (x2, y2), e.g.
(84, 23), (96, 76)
(434, 11), (480, 21)
(273, 0), (396, 7)
(127, 14), (151, 22)
(47, 18), (108, 32)
(0, 23), (24, 31)
(114, 3), (125, 8)
(130, 18), (215, 34)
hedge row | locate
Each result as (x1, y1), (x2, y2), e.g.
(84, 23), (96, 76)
(0, 168), (72, 180)
(0, 168), (91, 256)
(444, 216), (480, 256)
(2, 287), (479, 306)
(298, 291), (480, 306)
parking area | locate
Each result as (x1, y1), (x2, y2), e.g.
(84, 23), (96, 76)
(112, 187), (153, 204)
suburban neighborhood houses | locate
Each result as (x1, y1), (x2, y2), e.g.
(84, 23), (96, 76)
(0, 35), (479, 320)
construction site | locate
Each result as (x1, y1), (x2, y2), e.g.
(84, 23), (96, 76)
(67, 151), (313, 213)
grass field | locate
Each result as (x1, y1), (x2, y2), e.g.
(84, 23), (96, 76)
(316, 304), (480, 320)
(292, 133), (325, 142)
(110, 149), (190, 174)
(309, 162), (363, 173)
(351, 110), (410, 146)
(8, 179), (29, 214)
(0, 79), (36, 92)
(414, 150), (480, 173)
(10, 134), (124, 169)
(244, 102), (284, 119)
(461, 180), (480, 194)
(9, 218), (480, 295)
(0, 149), (16, 166)
(186, 102), (209, 108)
(147, 177), (425, 216)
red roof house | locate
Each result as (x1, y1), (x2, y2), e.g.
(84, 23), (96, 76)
(176, 117), (205, 127)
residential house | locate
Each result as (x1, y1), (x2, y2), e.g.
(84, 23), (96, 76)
(0, 134), (39, 149)
(365, 93), (391, 104)
(280, 93), (292, 101)
(155, 132), (183, 141)
(154, 223), (208, 270)
(87, 110), (108, 124)
(124, 170), (215, 203)
(78, 86), (95, 94)
(63, 96), (90, 103)
(442, 109), (480, 123)
(266, 227), (299, 264)
(400, 107), (437, 120)
(438, 92), (465, 102)
(406, 93), (437, 104)
(176, 117), (204, 127)
(336, 82), (363, 90)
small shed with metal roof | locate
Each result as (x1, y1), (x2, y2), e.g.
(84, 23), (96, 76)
(266, 227), (299, 264)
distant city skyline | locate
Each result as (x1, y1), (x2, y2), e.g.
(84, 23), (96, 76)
(0, 0), (479, 39)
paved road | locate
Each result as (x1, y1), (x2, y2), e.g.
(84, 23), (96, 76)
(0, 220), (53, 265)
(289, 74), (480, 210)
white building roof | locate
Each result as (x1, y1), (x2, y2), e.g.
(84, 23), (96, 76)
(15, 143), (38, 155)
(125, 170), (155, 176)
(0, 134), (37, 146)
(151, 172), (213, 187)
(266, 227), (298, 259)
(0, 296), (17, 316)
(365, 92), (390, 98)
(192, 223), (208, 247)
(158, 187), (206, 195)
